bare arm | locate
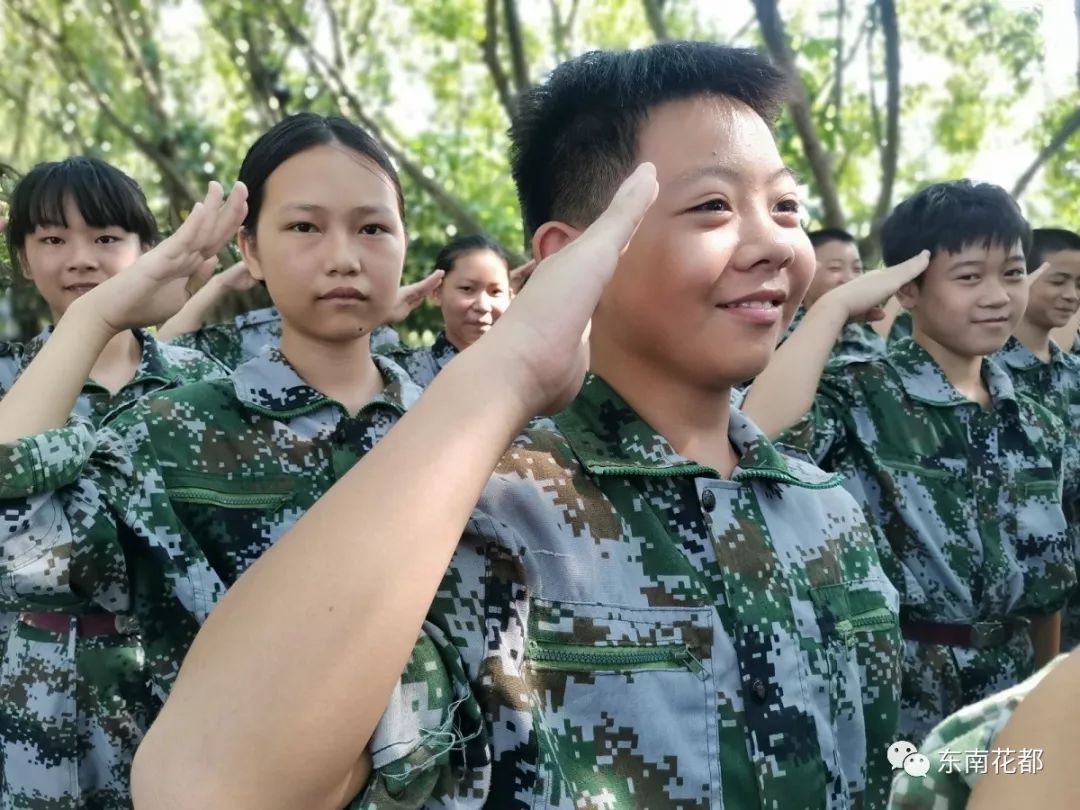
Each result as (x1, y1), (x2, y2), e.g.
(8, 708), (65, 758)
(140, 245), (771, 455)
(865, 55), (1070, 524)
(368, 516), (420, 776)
(0, 184), (247, 443)
(130, 165), (659, 810)
(1029, 611), (1062, 669)
(742, 252), (930, 439)
(156, 261), (256, 341)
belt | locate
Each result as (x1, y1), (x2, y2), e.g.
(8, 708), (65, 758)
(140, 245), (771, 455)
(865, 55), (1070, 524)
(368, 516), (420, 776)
(19, 612), (139, 637)
(901, 618), (1029, 650)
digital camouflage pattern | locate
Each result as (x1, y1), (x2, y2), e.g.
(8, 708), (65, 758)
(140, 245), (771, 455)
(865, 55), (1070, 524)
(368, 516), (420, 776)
(887, 653), (1067, 809)
(0, 348), (453, 809)
(0, 327), (226, 810)
(355, 373), (904, 809)
(0, 342), (20, 398)
(381, 331), (459, 388)
(781, 306), (888, 365)
(888, 312), (913, 345)
(781, 337), (1074, 744)
(167, 305), (401, 371)
(993, 337), (1080, 650)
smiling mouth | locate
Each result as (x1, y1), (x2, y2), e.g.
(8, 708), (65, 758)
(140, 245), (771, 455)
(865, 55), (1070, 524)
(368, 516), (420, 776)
(66, 283), (98, 293)
(718, 300), (782, 310)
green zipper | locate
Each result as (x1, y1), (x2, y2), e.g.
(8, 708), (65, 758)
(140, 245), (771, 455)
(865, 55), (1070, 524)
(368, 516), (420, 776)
(527, 639), (707, 680)
(168, 487), (292, 509)
(835, 608), (897, 647)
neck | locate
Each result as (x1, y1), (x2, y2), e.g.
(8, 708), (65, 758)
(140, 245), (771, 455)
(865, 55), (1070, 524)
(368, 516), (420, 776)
(1012, 318), (1053, 362)
(280, 326), (384, 417)
(591, 337), (738, 477)
(911, 327), (987, 403)
(87, 329), (141, 394)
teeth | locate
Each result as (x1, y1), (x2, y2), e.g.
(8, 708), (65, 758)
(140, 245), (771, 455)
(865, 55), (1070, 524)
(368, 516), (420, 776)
(724, 301), (778, 309)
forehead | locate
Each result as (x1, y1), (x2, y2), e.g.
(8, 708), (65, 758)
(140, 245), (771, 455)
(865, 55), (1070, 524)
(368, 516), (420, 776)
(1044, 249), (1080, 273)
(32, 195), (91, 231)
(635, 96), (785, 184)
(931, 239), (1025, 267)
(814, 240), (859, 261)
(263, 144), (399, 208)
(451, 250), (509, 279)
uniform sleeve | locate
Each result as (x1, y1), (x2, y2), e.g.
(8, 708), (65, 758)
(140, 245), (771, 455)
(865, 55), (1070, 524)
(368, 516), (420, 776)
(0, 418), (130, 612)
(777, 369), (857, 467)
(348, 621), (487, 809)
(164, 323), (243, 371)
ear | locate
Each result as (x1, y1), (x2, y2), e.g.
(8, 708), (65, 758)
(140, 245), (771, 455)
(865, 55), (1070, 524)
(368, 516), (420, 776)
(17, 251), (32, 282)
(895, 280), (920, 310)
(432, 279), (444, 306)
(237, 227), (265, 281)
(531, 221), (583, 262)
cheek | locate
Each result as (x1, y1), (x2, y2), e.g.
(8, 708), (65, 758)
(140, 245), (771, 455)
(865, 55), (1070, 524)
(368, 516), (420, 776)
(103, 246), (143, 276)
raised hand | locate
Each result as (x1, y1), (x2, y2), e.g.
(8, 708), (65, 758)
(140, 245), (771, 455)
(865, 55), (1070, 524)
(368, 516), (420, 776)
(509, 259), (537, 293)
(477, 163), (658, 416)
(214, 260), (259, 293)
(384, 269), (445, 325)
(820, 250), (930, 323)
(77, 182), (248, 334)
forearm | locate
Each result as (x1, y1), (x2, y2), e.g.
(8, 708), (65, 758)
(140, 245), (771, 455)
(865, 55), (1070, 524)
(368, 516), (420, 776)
(156, 278), (225, 340)
(1029, 610), (1062, 669)
(871, 296), (902, 340)
(0, 302), (115, 443)
(133, 346), (533, 809)
(742, 300), (848, 438)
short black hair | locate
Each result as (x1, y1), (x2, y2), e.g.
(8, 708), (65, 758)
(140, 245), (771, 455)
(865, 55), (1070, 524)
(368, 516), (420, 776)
(509, 41), (786, 239)
(1029, 227), (1080, 272)
(239, 114), (404, 233)
(880, 180), (1032, 269)
(807, 228), (856, 249)
(6, 157), (158, 271)
(434, 234), (510, 274)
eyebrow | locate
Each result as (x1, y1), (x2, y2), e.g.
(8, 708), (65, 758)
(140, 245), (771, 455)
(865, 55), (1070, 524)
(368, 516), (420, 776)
(947, 255), (1027, 271)
(674, 165), (802, 187)
(282, 203), (393, 216)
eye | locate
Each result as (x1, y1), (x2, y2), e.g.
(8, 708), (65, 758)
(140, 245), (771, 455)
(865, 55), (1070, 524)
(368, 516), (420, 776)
(774, 198), (802, 215)
(96, 235), (121, 245)
(288, 222), (318, 234)
(690, 199), (730, 214)
(458, 286), (474, 293)
(39, 236), (63, 246)
(956, 274), (979, 282)
(1005, 268), (1026, 279)
(360, 224), (387, 235)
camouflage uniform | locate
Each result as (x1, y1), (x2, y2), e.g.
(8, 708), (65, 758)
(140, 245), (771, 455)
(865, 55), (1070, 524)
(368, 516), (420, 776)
(381, 330), (459, 387)
(0, 342), (20, 397)
(781, 306), (888, 365)
(887, 653), (1067, 809)
(168, 305), (401, 370)
(0, 327), (225, 810)
(351, 373), (905, 808)
(0, 347), (456, 808)
(781, 337), (1074, 743)
(993, 337), (1080, 649)
(888, 312), (913, 345)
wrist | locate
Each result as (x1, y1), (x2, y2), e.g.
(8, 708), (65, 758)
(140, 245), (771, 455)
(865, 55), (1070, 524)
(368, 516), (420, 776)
(62, 294), (125, 345)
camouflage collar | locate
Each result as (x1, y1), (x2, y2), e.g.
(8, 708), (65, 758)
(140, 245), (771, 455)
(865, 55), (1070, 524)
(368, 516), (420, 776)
(887, 337), (1019, 408)
(235, 305), (281, 330)
(432, 331), (460, 369)
(24, 325), (177, 388)
(231, 346), (422, 417)
(555, 374), (841, 487)
(995, 335), (1076, 372)
(780, 306), (807, 343)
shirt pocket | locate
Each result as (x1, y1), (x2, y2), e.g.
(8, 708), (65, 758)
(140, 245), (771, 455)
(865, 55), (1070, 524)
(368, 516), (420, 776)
(1010, 467), (1072, 611)
(524, 599), (718, 810)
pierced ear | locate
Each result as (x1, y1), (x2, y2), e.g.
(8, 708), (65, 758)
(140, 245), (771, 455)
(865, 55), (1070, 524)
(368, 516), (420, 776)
(237, 228), (266, 282)
(531, 221), (582, 262)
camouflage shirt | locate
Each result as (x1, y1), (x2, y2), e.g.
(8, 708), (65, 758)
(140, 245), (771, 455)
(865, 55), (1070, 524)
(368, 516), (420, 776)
(354, 373), (904, 809)
(781, 337), (1074, 741)
(0, 327), (226, 810)
(888, 312), (913, 345)
(168, 305), (401, 371)
(0, 348), (449, 809)
(381, 330), (459, 387)
(0, 342), (21, 396)
(994, 337), (1080, 649)
(887, 653), (1067, 809)
(782, 306), (889, 365)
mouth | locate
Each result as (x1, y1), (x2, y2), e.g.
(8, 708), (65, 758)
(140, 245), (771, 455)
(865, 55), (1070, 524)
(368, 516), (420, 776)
(65, 283), (99, 294)
(320, 287), (369, 302)
(972, 316), (1010, 325)
(716, 291), (787, 325)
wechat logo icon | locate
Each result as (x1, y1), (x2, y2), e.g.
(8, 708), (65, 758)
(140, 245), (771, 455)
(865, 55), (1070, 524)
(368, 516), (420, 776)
(887, 740), (931, 778)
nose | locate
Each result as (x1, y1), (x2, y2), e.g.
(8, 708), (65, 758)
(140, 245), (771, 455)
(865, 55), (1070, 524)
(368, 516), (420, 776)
(727, 208), (796, 276)
(67, 240), (100, 273)
(323, 228), (361, 276)
(979, 276), (1012, 309)
(473, 292), (494, 313)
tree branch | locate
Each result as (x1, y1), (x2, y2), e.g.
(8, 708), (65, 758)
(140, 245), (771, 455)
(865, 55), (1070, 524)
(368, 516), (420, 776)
(833, 0), (845, 118)
(1011, 106), (1080, 199)
(643, 0), (671, 41)
(483, 0), (517, 119)
(105, 0), (170, 126)
(268, 0), (521, 259)
(811, 10), (869, 109)
(503, 0), (529, 93)
(869, 0), (900, 241)
(322, 0), (347, 73)
(752, 0), (846, 227)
